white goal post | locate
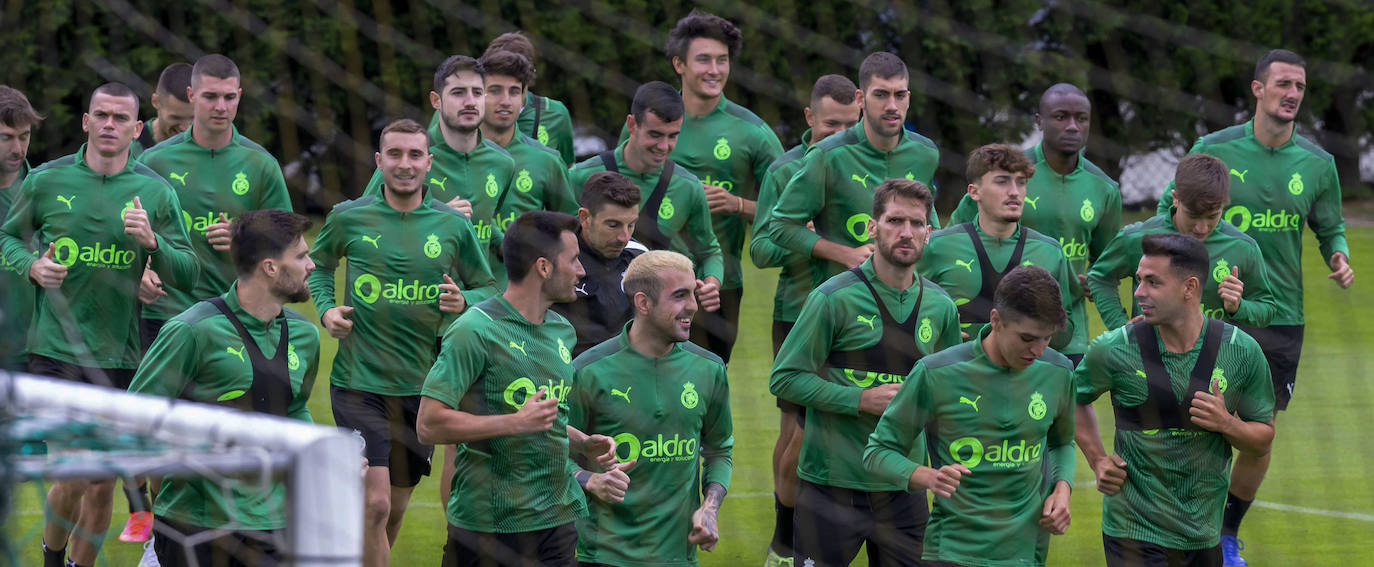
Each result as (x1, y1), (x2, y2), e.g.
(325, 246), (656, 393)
(0, 371), (363, 566)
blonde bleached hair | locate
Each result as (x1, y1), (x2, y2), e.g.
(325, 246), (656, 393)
(623, 250), (695, 303)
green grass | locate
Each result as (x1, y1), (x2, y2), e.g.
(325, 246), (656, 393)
(8, 222), (1374, 566)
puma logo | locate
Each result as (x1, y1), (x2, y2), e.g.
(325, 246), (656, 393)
(55, 195), (75, 210)
(850, 173), (871, 188)
(856, 314), (877, 330)
(169, 171), (189, 186)
(959, 395), (981, 412)
(226, 346), (245, 363)
(955, 258), (976, 272)
(1230, 169), (1248, 183)
(1024, 196), (1040, 210)
(430, 177), (448, 191)
(575, 284), (588, 296)
(611, 387), (631, 403)
(509, 341), (527, 356)
(361, 234), (381, 248)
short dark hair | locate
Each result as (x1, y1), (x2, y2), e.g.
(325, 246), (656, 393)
(231, 209), (312, 278)
(1037, 83), (1088, 114)
(858, 52), (908, 91)
(666, 10), (743, 61)
(0, 86), (43, 129)
(810, 74), (858, 107)
(1141, 232), (1209, 285)
(502, 211), (579, 283)
(156, 63), (193, 103)
(631, 81), (684, 124)
(580, 171), (641, 215)
(433, 55), (485, 94)
(485, 32), (537, 66)
(379, 118), (430, 149)
(191, 54), (240, 87)
(1173, 154), (1229, 213)
(873, 179), (934, 223)
(90, 82), (140, 114)
(479, 50), (535, 88)
(1255, 49), (1306, 82)
(966, 143), (1035, 184)
(994, 265), (1066, 329)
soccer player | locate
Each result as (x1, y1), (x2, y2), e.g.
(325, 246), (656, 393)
(0, 85), (41, 373)
(550, 171), (646, 357)
(139, 54), (292, 351)
(771, 179), (960, 566)
(131, 62), (193, 157)
(1089, 154), (1277, 330)
(569, 250), (734, 567)
(130, 209), (320, 567)
(750, 73), (861, 566)
(1075, 233), (1275, 567)
(568, 82), (723, 314)
(864, 265), (1076, 567)
(917, 144), (1079, 353)
(480, 49), (577, 230)
(370, 55), (514, 285)
(417, 211), (622, 567)
(1153, 50), (1352, 565)
(948, 83), (1121, 347)
(0, 82), (197, 567)
(308, 119), (497, 567)
(761, 52), (941, 285)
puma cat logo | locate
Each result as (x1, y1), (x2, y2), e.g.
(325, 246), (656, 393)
(1229, 169), (1248, 183)
(955, 258), (976, 272)
(56, 195), (75, 209)
(611, 387), (631, 403)
(509, 341), (527, 356)
(851, 173), (871, 188)
(430, 177), (448, 191)
(169, 171), (189, 186)
(226, 346), (246, 363)
(361, 234), (382, 248)
(856, 314), (877, 330)
(959, 395), (981, 412)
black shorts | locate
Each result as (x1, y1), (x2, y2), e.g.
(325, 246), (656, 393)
(1236, 324), (1303, 411)
(772, 319), (806, 419)
(330, 386), (434, 488)
(140, 317), (168, 354)
(27, 354), (136, 390)
(153, 516), (283, 567)
(442, 521), (577, 567)
(1102, 534), (1221, 567)
(690, 286), (743, 364)
(792, 479), (926, 566)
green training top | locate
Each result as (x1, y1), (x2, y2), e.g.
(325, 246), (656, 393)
(569, 323), (734, 567)
(864, 325), (1077, 567)
(771, 259), (961, 490)
(138, 126), (292, 320)
(0, 147), (198, 369)
(917, 218), (1082, 354)
(494, 131), (577, 231)
(0, 161), (33, 370)
(421, 295), (586, 533)
(427, 92), (575, 165)
(750, 134), (821, 323)
(1087, 212), (1277, 329)
(307, 192), (498, 396)
(1156, 120), (1348, 326)
(761, 119), (940, 282)
(363, 136), (513, 284)
(1075, 322), (1274, 549)
(128, 283), (320, 530)
(568, 144), (724, 283)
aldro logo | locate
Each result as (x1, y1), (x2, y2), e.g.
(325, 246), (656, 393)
(1059, 237), (1087, 264)
(842, 369), (904, 388)
(515, 169), (533, 193)
(51, 236), (136, 269)
(503, 376), (572, 410)
(352, 273), (440, 305)
(948, 436), (1043, 469)
(846, 213), (872, 242)
(613, 431), (697, 464)
(699, 175), (734, 193)
(424, 234), (442, 259)
(484, 173), (499, 198)
(231, 172), (251, 195)
(1224, 205), (1299, 233)
(183, 211), (233, 235)
(713, 138), (731, 160)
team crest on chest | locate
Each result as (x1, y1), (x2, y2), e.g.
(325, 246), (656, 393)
(681, 382), (699, 409)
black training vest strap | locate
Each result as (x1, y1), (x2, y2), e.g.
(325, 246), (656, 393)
(600, 151), (674, 251)
(823, 267), (926, 376)
(207, 297), (293, 417)
(1114, 318), (1225, 431)
(956, 222), (1027, 326)
(530, 94), (544, 135)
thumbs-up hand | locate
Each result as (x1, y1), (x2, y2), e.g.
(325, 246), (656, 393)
(586, 460), (635, 503)
(1219, 265), (1244, 315)
(322, 305), (356, 339)
(1189, 377), (1234, 434)
(207, 212), (233, 251)
(438, 273), (466, 314)
(30, 242), (69, 288)
(123, 196), (158, 250)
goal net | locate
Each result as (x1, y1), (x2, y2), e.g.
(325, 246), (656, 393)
(0, 371), (363, 566)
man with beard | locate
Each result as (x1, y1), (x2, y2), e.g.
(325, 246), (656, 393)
(131, 62), (193, 157)
(772, 179), (960, 566)
(481, 49), (577, 230)
(130, 209), (320, 567)
(0, 85), (42, 372)
(569, 250), (734, 567)
(1154, 50), (1351, 565)
(308, 119), (496, 567)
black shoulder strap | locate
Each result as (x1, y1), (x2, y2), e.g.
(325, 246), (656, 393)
(530, 94), (544, 134)
(207, 297), (293, 417)
(599, 150), (618, 173)
(1117, 318), (1224, 431)
(633, 160), (675, 251)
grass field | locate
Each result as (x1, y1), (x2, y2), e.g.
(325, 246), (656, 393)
(8, 219), (1374, 566)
